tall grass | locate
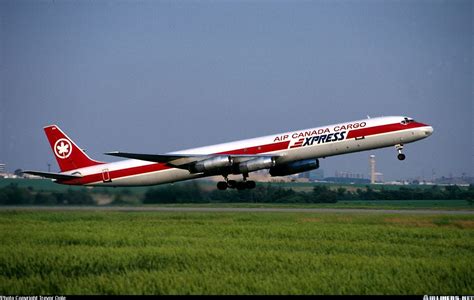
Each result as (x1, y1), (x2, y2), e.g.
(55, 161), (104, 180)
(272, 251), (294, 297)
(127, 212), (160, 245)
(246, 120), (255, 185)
(1, 211), (473, 294)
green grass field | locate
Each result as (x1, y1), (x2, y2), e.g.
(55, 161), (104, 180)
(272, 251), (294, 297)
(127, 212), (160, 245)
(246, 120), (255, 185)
(1, 210), (473, 294)
(156, 200), (473, 210)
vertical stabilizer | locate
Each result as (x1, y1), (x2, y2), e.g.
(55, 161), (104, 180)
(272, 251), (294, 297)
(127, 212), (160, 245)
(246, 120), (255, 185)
(44, 125), (104, 172)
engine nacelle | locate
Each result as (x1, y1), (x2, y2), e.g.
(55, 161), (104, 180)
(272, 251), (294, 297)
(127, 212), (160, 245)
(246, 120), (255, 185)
(192, 156), (233, 173)
(269, 159), (319, 177)
(238, 157), (275, 174)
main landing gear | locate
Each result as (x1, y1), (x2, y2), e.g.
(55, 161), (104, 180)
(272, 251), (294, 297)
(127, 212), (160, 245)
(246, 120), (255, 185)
(395, 144), (406, 160)
(217, 174), (256, 190)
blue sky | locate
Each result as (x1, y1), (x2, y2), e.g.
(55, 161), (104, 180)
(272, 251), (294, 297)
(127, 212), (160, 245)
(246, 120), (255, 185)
(1, 0), (472, 181)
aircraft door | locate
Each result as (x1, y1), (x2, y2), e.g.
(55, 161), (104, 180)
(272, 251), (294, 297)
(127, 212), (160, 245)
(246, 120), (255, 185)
(102, 169), (112, 182)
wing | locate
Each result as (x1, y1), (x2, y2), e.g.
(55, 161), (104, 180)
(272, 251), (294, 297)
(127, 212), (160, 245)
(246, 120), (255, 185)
(105, 151), (279, 173)
(22, 170), (82, 180)
(104, 151), (202, 166)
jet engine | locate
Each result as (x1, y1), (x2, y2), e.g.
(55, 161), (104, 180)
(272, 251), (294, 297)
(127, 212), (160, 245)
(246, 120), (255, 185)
(237, 157), (275, 174)
(192, 156), (233, 173)
(269, 159), (319, 176)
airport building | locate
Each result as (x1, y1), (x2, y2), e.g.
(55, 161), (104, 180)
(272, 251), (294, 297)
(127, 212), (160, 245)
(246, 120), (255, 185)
(298, 169), (325, 181)
(0, 164), (6, 178)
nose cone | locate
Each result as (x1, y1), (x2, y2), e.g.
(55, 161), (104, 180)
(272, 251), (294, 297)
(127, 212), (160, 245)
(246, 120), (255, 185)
(424, 126), (434, 136)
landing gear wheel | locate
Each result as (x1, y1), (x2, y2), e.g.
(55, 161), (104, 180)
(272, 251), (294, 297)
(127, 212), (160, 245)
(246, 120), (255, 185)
(217, 181), (228, 190)
(236, 181), (247, 190)
(218, 174), (257, 190)
(227, 180), (237, 189)
(246, 181), (256, 189)
(397, 153), (406, 161)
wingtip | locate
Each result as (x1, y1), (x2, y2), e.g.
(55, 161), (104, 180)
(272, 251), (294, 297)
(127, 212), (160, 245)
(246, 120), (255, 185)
(104, 151), (121, 156)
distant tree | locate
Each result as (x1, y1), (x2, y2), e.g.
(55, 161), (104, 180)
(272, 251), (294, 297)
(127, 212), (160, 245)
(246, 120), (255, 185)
(463, 184), (474, 205)
(336, 187), (347, 200)
(144, 182), (205, 204)
(445, 185), (462, 199)
(34, 193), (57, 205)
(312, 185), (338, 203)
(111, 194), (128, 205)
(55, 189), (95, 205)
(0, 184), (34, 205)
(356, 186), (379, 200)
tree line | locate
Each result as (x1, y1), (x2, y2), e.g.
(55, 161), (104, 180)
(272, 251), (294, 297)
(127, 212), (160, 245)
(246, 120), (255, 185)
(143, 183), (474, 204)
(0, 183), (473, 205)
(0, 184), (94, 205)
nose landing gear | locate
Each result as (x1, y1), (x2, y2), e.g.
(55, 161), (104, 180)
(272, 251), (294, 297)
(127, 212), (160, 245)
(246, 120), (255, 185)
(396, 144), (406, 160)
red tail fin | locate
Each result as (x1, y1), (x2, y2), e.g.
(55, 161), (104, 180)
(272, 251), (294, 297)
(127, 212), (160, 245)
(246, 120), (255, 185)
(44, 125), (104, 172)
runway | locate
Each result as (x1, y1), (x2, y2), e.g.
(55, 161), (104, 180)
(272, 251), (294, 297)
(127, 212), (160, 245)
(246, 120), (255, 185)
(1, 206), (473, 215)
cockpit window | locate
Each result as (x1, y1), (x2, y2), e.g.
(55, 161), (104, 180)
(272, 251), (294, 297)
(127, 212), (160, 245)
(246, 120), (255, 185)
(401, 117), (415, 125)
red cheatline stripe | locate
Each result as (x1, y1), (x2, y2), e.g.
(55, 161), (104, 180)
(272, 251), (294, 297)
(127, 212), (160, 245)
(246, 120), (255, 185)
(346, 122), (427, 139)
(294, 139), (304, 144)
(63, 140), (291, 185)
(63, 163), (172, 185)
(289, 138), (304, 148)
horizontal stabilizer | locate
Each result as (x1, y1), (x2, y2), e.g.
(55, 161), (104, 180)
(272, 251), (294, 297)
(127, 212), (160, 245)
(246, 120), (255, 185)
(22, 170), (82, 180)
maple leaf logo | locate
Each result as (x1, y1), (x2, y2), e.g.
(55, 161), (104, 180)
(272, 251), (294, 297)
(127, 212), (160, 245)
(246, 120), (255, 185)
(54, 139), (72, 159)
(57, 142), (69, 155)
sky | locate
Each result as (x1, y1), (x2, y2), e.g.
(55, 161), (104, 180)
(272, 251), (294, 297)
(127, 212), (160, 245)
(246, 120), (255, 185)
(0, 0), (472, 181)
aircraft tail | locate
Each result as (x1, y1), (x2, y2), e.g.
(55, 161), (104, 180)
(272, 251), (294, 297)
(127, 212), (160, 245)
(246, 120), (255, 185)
(44, 125), (104, 172)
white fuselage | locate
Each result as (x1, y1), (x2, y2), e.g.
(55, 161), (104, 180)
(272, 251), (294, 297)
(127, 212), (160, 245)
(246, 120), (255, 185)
(59, 116), (433, 186)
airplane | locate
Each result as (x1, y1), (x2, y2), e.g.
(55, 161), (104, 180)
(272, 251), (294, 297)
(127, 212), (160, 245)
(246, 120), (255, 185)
(23, 116), (433, 190)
